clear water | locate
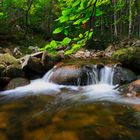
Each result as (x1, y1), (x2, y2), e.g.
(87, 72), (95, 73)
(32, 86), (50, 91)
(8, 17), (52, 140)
(0, 66), (140, 140)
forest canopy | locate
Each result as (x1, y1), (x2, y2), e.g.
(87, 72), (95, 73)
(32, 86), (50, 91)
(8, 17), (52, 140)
(0, 0), (140, 54)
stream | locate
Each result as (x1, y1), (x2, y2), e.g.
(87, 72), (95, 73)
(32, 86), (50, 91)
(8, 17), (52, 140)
(0, 62), (140, 140)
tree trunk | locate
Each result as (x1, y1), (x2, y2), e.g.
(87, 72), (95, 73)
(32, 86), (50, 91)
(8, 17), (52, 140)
(128, 0), (132, 38)
(113, 0), (117, 36)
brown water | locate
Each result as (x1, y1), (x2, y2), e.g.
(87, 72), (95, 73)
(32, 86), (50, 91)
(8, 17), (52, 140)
(0, 94), (140, 140)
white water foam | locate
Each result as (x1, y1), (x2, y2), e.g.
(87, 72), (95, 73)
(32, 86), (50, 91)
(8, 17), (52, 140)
(0, 65), (140, 105)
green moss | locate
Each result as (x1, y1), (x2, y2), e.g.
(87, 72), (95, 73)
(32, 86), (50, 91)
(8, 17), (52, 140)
(0, 53), (19, 65)
(112, 47), (140, 71)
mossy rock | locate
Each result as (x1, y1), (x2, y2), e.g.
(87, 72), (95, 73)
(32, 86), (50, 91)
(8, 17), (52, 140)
(0, 53), (19, 66)
(112, 47), (140, 72)
(1, 65), (25, 78)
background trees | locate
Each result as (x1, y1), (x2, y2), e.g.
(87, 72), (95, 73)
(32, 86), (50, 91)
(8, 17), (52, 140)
(0, 0), (140, 53)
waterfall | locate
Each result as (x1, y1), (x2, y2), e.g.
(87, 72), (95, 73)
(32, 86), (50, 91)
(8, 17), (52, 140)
(42, 65), (115, 86)
(0, 64), (118, 103)
(99, 66), (114, 85)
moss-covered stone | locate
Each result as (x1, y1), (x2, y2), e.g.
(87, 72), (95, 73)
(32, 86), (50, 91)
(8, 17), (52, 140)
(1, 65), (25, 78)
(0, 53), (19, 66)
(112, 47), (140, 72)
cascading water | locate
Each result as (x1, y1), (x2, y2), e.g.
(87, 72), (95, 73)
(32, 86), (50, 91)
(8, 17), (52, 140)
(0, 65), (118, 101)
(1, 64), (140, 104)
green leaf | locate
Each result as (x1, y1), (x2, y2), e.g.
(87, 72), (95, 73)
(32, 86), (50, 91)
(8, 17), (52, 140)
(62, 37), (71, 45)
(59, 15), (69, 23)
(79, 33), (83, 38)
(50, 40), (57, 47)
(73, 18), (83, 25)
(95, 7), (103, 17)
(72, 0), (80, 7)
(62, 9), (72, 16)
(53, 27), (64, 34)
(64, 29), (69, 36)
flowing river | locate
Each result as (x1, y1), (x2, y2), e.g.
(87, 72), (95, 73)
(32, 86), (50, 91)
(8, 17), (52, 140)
(0, 63), (140, 140)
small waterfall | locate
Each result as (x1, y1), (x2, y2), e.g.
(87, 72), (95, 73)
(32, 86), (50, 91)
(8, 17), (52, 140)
(0, 64), (118, 103)
(42, 65), (115, 86)
(99, 66), (114, 85)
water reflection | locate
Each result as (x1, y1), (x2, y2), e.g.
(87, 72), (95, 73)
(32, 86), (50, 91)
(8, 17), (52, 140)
(0, 94), (140, 140)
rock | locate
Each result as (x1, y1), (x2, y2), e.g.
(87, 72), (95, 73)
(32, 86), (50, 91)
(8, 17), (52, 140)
(0, 64), (5, 75)
(48, 65), (93, 86)
(125, 79), (140, 97)
(0, 53), (22, 78)
(22, 55), (45, 78)
(5, 77), (30, 90)
(42, 51), (62, 70)
(112, 47), (140, 72)
(0, 53), (19, 66)
(2, 65), (25, 78)
(0, 77), (11, 89)
(113, 66), (137, 85)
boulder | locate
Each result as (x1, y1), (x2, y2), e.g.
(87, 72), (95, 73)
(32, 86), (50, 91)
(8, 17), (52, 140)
(0, 53), (19, 66)
(113, 66), (137, 85)
(0, 77), (11, 89)
(1, 65), (25, 78)
(112, 47), (140, 72)
(5, 77), (30, 90)
(22, 55), (45, 78)
(121, 79), (140, 98)
(42, 51), (62, 71)
(0, 53), (23, 78)
(47, 65), (93, 86)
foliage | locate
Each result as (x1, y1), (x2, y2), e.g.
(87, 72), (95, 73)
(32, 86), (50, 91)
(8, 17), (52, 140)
(1, 0), (140, 53)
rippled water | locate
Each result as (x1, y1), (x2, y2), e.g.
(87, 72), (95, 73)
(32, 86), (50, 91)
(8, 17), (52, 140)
(0, 64), (140, 140)
(0, 84), (140, 140)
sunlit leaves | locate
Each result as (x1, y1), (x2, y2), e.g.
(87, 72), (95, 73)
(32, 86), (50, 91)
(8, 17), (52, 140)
(53, 27), (64, 34)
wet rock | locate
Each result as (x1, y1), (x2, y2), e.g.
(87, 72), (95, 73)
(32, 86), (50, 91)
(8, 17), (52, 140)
(2, 65), (25, 78)
(42, 51), (62, 70)
(112, 47), (140, 72)
(0, 77), (11, 89)
(22, 55), (45, 78)
(48, 65), (93, 86)
(124, 79), (140, 97)
(113, 66), (137, 85)
(5, 77), (30, 90)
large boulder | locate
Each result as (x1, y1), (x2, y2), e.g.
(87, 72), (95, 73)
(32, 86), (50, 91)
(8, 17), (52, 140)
(112, 47), (140, 72)
(47, 65), (93, 86)
(113, 66), (137, 85)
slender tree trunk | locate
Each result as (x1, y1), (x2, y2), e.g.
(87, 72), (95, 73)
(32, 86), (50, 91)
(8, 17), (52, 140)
(24, 0), (34, 38)
(100, 16), (104, 35)
(128, 0), (132, 38)
(113, 0), (117, 36)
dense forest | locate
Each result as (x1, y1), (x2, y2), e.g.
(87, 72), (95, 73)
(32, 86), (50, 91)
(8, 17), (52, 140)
(0, 0), (140, 54)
